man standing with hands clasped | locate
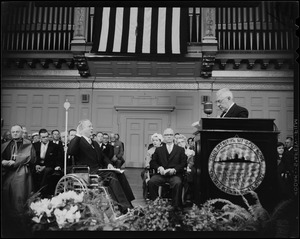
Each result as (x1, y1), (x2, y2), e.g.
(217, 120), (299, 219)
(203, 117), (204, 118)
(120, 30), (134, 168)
(148, 128), (187, 210)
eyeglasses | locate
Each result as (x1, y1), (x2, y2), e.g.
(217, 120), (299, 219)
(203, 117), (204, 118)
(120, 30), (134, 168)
(164, 134), (174, 136)
(215, 98), (226, 104)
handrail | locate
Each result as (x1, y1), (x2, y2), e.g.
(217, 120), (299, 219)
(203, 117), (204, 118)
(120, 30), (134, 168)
(1, 2), (295, 52)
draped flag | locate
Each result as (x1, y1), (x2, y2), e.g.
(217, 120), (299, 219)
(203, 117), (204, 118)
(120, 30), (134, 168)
(91, 7), (188, 56)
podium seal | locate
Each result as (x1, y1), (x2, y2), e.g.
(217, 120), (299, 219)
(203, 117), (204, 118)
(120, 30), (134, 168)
(208, 137), (266, 195)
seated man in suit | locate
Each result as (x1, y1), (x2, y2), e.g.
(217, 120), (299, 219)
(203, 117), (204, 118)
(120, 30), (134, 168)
(32, 128), (63, 197)
(109, 133), (125, 168)
(67, 119), (135, 213)
(215, 88), (249, 118)
(148, 128), (187, 210)
(101, 133), (114, 161)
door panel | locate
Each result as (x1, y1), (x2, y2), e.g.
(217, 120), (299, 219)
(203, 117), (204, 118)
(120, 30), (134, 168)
(126, 119), (145, 167)
(144, 119), (163, 157)
(124, 117), (164, 168)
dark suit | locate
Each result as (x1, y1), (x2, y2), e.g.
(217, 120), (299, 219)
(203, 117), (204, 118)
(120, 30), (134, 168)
(52, 140), (64, 168)
(110, 140), (125, 168)
(68, 136), (135, 211)
(32, 141), (63, 195)
(278, 149), (294, 200)
(100, 143), (114, 161)
(221, 103), (249, 118)
(149, 144), (187, 207)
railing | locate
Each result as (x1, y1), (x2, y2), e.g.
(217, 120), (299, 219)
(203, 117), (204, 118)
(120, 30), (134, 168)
(1, 2), (74, 51)
(216, 2), (295, 50)
(1, 2), (295, 52)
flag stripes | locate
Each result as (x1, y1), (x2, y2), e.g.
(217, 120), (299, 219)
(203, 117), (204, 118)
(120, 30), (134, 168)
(91, 7), (188, 55)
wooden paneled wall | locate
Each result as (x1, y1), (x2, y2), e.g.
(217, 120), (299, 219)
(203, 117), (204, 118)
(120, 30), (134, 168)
(1, 88), (293, 142)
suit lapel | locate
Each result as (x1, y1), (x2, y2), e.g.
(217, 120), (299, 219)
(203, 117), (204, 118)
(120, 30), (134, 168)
(82, 136), (94, 149)
(36, 142), (41, 155)
(45, 142), (53, 158)
(161, 145), (169, 163)
(224, 103), (236, 117)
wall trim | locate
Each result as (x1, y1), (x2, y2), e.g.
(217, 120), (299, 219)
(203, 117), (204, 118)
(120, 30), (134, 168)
(114, 106), (175, 112)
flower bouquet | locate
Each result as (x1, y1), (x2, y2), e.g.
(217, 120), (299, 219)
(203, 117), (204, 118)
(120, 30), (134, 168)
(27, 189), (123, 231)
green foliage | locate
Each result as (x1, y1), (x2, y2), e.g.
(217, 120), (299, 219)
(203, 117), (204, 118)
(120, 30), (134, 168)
(119, 197), (260, 231)
(27, 189), (296, 233)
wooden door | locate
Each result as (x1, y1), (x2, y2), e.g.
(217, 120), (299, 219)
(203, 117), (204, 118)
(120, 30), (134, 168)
(121, 113), (168, 168)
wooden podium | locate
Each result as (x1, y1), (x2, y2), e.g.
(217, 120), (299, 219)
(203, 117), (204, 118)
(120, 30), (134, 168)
(193, 118), (279, 213)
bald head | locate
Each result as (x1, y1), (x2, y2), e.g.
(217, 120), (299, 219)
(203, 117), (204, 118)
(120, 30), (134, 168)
(11, 125), (23, 140)
(163, 128), (175, 144)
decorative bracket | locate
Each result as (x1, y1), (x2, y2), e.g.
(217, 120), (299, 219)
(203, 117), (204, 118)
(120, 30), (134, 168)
(74, 55), (90, 77)
(201, 54), (216, 78)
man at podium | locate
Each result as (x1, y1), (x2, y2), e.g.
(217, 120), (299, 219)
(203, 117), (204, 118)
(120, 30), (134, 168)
(215, 88), (248, 118)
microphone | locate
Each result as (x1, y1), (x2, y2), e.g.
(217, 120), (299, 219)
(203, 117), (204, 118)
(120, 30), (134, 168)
(203, 101), (213, 116)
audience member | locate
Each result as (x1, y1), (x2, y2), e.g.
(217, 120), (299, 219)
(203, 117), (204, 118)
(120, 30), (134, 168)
(95, 131), (104, 147)
(277, 141), (285, 165)
(51, 129), (64, 163)
(141, 133), (164, 199)
(148, 128), (187, 210)
(67, 119), (135, 213)
(48, 133), (53, 141)
(174, 132), (180, 144)
(32, 128), (63, 197)
(284, 136), (294, 153)
(187, 137), (195, 150)
(277, 142), (294, 201)
(22, 126), (29, 139)
(68, 128), (77, 142)
(101, 133), (114, 161)
(215, 88), (249, 118)
(115, 133), (125, 152)
(177, 134), (196, 204)
(277, 137), (294, 201)
(32, 132), (40, 143)
(1, 124), (36, 237)
(1, 130), (12, 144)
(60, 131), (67, 146)
(65, 129), (77, 173)
(52, 129), (63, 146)
(110, 133), (125, 168)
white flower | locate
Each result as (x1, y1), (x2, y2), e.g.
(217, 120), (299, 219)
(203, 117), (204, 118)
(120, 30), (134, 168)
(54, 208), (68, 228)
(74, 211), (81, 222)
(50, 195), (63, 208)
(30, 198), (51, 216)
(185, 149), (195, 157)
(30, 190), (84, 228)
(65, 205), (80, 223)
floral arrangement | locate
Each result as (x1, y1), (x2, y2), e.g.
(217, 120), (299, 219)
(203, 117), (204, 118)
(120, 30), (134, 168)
(29, 191), (84, 228)
(27, 189), (296, 234)
(185, 148), (195, 158)
(26, 189), (123, 231)
(121, 197), (261, 231)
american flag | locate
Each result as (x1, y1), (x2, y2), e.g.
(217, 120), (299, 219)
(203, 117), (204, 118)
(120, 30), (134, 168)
(91, 7), (188, 55)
